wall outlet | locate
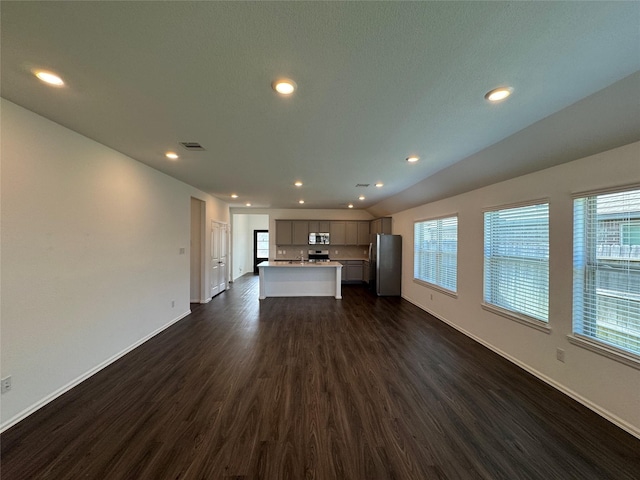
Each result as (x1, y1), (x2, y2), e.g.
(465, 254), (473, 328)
(171, 300), (175, 308)
(1, 376), (12, 394)
(283, 250), (286, 255)
(363, 249), (367, 254)
(556, 348), (565, 363)
(278, 250), (282, 255)
(335, 250), (338, 255)
(179, 247), (186, 255)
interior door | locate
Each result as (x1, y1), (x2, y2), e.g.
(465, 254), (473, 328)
(254, 230), (269, 274)
(211, 221), (221, 298)
(219, 223), (228, 293)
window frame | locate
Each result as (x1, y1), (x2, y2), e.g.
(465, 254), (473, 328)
(482, 199), (550, 332)
(571, 185), (640, 369)
(413, 214), (458, 297)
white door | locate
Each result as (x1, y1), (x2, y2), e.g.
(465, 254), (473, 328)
(219, 223), (228, 293)
(211, 221), (221, 298)
(211, 221), (228, 298)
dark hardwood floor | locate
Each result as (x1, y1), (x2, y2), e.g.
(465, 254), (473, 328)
(2, 275), (639, 479)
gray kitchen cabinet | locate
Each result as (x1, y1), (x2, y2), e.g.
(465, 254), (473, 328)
(292, 221), (309, 245)
(344, 260), (364, 282)
(370, 217), (392, 237)
(330, 221), (346, 245)
(345, 222), (358, 245)
(357, 221), (370, 245)
(275, 220), (292, 245)
(308, 221), (330, 232)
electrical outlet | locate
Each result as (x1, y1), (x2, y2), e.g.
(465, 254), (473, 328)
(1, 376), (12, 394)
(335, 250), (338, 255)
(556, 348), (565, 363)
(179, 247), (186, 255)
(363, 249), (367, 254)
(283, 250), (286, 255)
(171, 300), (175, 308)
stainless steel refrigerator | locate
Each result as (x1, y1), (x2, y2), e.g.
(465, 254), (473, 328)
(369, 234), (402, 296)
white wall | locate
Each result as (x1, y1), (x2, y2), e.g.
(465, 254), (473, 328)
(0, 100), (229, 430)
(394, 141), (640, 437)
(231, 214), (268, 280)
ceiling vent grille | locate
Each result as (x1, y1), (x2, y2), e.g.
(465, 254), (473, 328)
(355, 183), (370, 187)
(179, 142), (206, 151)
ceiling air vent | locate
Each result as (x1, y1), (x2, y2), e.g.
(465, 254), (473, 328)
(355, 183), (370, 188)
(179, 142), (206, 151)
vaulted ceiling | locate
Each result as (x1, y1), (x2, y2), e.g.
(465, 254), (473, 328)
(2, 1), (639, 215)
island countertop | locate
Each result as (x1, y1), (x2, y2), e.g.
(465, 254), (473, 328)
(258, 261), (343, 268)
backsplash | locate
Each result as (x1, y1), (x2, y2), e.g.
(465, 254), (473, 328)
(274, 244), (369, 260)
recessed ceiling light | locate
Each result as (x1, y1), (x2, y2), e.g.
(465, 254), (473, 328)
(348, 204), (354, 209)
(485, 86), (513, 102)
(375, 182), (384, 188)
(359, 195), (365, 200)
(165, 152), (179, 160)
(406, 156), (419, 163)
(245, 203), (252, 207)
(299, 200), (305, 204)
(34, 70), (64, 86)
(294, 181), (303, 187)
(272, 78), (296, 95)
(231, 194), (238, 199)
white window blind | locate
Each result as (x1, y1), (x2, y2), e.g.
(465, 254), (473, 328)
(484, 203), (549, 322)
(414, 216), (457, 292)
(573, 188), (640, 356)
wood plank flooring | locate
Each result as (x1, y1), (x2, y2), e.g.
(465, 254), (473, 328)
(2, 274), (639, 479)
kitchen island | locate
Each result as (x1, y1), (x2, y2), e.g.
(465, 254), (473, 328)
(257, 261), (343, 299)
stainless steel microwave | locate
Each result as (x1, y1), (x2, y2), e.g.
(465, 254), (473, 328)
(309, 233), (330, 245)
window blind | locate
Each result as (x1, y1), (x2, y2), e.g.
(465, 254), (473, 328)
(414, 216), (457, 292)
(573, 188), (640, 356)
(484, 203), (549, 322)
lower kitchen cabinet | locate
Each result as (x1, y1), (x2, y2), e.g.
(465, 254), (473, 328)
(342, 260), (364, 283)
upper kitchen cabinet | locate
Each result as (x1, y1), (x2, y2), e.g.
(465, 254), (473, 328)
(275, 220), (292, 245)
(308, 221), (330, 232)
(292, 221), (309, 245)
(344, 221), (370, 245)
(370, 217), (392, 236)
(345, 222), (358, 245)
(330, 221), (346, 245)
(357, 221), (370, 245)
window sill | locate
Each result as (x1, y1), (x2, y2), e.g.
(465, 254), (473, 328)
(481, 303), (551, 333)
(567, 334), (640, 370)
(413, 279), (458, 298)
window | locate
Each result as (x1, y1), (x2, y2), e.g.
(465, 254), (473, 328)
(573, 188), (640, 358)
(414, 216), (457, 293)
(483, 202), (549, 323)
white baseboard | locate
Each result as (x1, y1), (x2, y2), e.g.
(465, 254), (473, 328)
(0, 310), (191, 433)
(402, 295), (640, 440)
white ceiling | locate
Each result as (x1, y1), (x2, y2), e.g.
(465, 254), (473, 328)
(2, 1), (639, 215)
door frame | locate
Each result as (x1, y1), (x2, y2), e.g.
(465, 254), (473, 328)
(253, 229), (269, 274)
(190, 197), (206, 303)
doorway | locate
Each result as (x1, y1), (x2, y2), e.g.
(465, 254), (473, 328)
(254, 230), (269, 274)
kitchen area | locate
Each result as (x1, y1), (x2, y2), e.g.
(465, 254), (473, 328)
(258, 217), (401, 299)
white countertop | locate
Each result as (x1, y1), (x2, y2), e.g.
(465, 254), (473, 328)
(258, 261), (343, 268)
